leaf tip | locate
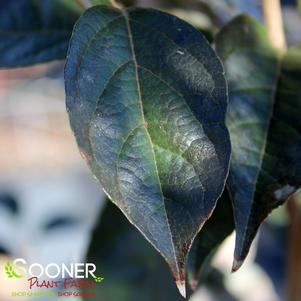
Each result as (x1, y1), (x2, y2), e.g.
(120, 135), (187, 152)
(231, 258), (243, 273)
(176, 279), (186, 298)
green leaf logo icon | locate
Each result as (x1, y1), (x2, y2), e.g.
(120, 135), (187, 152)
(5, 262), (23, 279)
(93, 275), (104, 283)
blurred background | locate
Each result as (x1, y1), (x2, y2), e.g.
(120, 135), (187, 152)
(0, 62), (106, 300)
(0, 0), (300, 301)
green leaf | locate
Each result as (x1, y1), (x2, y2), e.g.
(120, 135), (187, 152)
(216, 15), (279, 270)
(187, 191), (234, 290)
(216, 15), (301, 270)
(91, 0), (111, 5)
(85, 200), (184, 301)
(0, 0), (81, 67)
(65, 6), (230, 297)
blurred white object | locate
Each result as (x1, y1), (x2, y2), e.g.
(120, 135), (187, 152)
(215, 233), (280, 301)
(0, 172), (104, 263)
(191, 233), (280, 301)
(0, 58), (106, 301)
(0, 172), (105, 301)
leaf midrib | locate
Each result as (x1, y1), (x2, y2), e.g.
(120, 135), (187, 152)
(121, 9), (179, 275)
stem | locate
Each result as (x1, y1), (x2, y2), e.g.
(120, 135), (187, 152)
(286, 197), (301, 301)
(76, 0), (122, 10)
(75, 0), (92, 10)
(262, 0), (287, 52)
(110, 0), (123, 9)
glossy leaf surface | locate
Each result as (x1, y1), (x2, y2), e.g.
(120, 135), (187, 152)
(216, 15), (301, 269)
(85, 200), (184, 301)
(65, 6), (231, 296)
(187, 191), (234, 289)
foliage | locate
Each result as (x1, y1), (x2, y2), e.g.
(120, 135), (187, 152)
(217, 16), (301, 271)
(216, 14), (280, 270)
(187, 191), (234, 289)
(65, 6), (230, 297)
(0, 0), (81, 67)
(1, 0), (301, 299)
(85, 200), (184, 301)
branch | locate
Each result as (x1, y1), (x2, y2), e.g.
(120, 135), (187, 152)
(286, 196), (301, 301)
(75, 0), (92, 10)
(262, 0), (287, 52)
(110, 0), (123, 9)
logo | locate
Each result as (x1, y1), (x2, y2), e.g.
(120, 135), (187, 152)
(5, 262), (24, 279)
(4, 258), (104, 298)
